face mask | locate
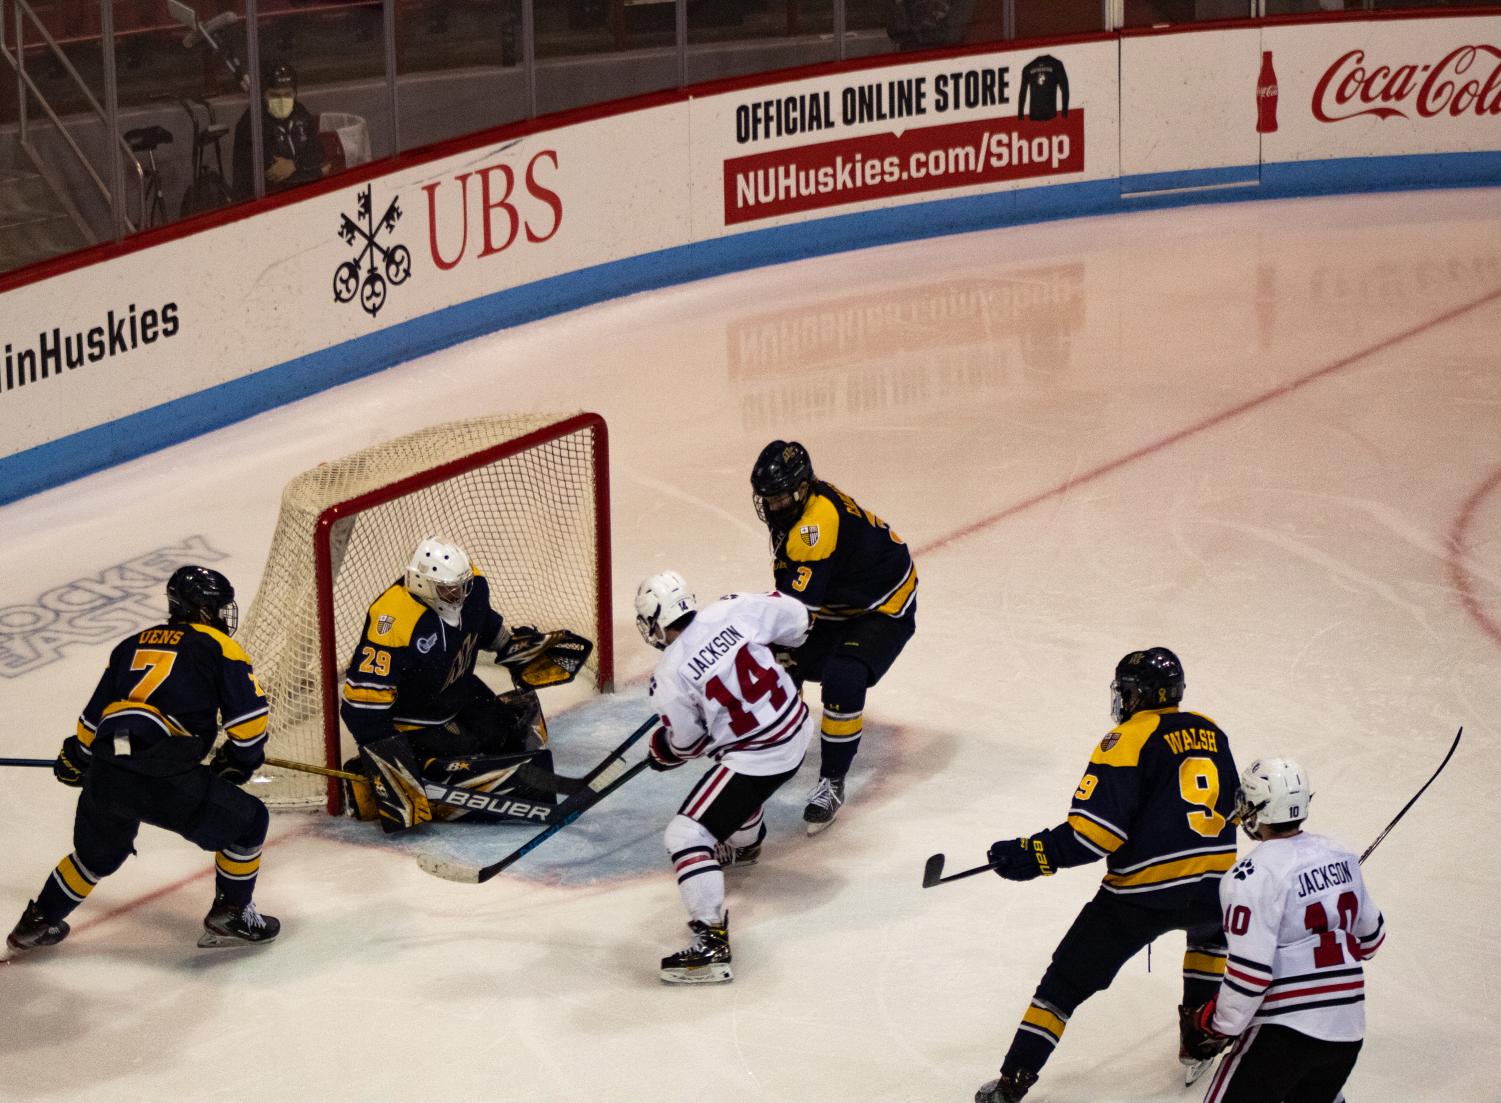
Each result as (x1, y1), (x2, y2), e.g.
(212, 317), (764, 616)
(267, 94), (295, 120)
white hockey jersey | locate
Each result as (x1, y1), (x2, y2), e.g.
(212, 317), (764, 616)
(649, 591), (813, 776)
(1213, 831), (1385, 1043)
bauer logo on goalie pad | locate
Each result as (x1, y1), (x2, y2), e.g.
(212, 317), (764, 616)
(423, 784), (552, 821)
(377, 615), (394, 636)
(799, 524), (821, 547)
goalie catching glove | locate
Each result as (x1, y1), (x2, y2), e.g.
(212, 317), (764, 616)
(1178, 999), (1231, 1060)
(647, 725), (686, 771)
(987, 835), (1057, 881)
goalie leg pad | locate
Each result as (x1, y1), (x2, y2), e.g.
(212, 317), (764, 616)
(359, 736), (433, 834)
(423, 752), (560, 825)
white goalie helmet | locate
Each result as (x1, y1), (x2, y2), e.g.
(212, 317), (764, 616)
(635, 570), (697, 649)
(1234, 756), (1312, 839)
(405, 538), (473, 627)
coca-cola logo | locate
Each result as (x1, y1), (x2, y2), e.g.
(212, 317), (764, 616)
(1313, 45), (1501, 122)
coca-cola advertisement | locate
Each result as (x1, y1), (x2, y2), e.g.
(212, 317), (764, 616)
(1264, 16), (1501, 159)
(1256, 51), (1278, 135)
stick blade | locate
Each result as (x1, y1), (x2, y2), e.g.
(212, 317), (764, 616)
(922, 853), (946, 888)
(416, 853), (483, 883)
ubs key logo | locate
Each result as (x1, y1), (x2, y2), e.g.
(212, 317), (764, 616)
(336, 184), (412, 317)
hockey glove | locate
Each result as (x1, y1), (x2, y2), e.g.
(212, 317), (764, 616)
(647, 726), (687, 772)
(987, 835), (1056, 881)
(53, 736), (90, 788)
(1178, 999), (1230, 1061)
(208, 744), (256, 786)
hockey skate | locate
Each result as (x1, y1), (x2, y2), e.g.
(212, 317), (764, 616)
(975, 1069), (1037, 1103)
(660, 914), (732, 984)
(714, 824), (766, 869)
(803, 776), (845, 835)
(198, 893), (281, 948)
(3, 900), (70, 960)
(1178, 1003), (1219, 1085)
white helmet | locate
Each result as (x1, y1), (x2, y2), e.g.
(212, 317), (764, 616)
(1235, 757), (1312, 839)
(635, 570), (697, 649)
(405, 538), (473, 627)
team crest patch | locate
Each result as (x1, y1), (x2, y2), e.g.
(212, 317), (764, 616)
(799, 524), (821, 547)
(416, 633), (438, 654)
(376, 614), (394, 636)
(1099, 732), (1120, 752)
(1232, 858), (1255, 881)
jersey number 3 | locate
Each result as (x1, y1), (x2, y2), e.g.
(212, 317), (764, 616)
(704, 647), (787, 735)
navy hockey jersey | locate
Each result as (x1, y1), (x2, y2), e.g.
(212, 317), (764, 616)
(771, 480), (917, 621)
(77, 622), (268, 776)
(340, 572), (506, 745)
(1034, 707), (1238, 909)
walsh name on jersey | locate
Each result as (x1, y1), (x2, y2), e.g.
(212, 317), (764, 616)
(1296, 858), (1356, 899)
(683, 625), (747, 683)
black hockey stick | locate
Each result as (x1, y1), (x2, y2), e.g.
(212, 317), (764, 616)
(416, 716), (657, 884)
(921, 852), (998, 888)
(0, 757), (52, 768)
(1359, 725), (1462, 865)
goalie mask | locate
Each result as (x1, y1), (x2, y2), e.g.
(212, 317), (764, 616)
(405, 539), (473, 628)
(166, 565), (238, 636)
(751, 440), (814, 531)
(635, 570), (696, 649)
(1110, 646), (1184, 722)
(1234, 757), (1311, 839)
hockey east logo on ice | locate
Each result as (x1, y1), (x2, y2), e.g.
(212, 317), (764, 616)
(2, 300), (181, 395)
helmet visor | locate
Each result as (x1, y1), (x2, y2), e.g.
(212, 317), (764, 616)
(434, 578), (472, 608)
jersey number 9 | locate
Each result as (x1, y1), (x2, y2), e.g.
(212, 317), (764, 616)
(1179, 756), (1227, 838)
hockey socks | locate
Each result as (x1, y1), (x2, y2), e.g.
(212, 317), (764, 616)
(817, 654), (868, 778)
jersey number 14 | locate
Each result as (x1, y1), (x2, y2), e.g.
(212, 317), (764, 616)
(704, 647), (787, 735)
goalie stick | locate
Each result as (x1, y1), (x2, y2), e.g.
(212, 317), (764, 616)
(416, 716), (657, 884)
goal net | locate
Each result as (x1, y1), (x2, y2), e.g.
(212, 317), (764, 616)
(240, 412), (612, 812)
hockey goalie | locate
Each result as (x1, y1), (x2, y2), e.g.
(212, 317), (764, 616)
(338, 538), (594, 833)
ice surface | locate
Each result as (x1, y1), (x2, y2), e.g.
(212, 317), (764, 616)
(2, 189), (1498, 1102)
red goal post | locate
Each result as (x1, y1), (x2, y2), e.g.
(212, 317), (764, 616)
(241, 412), (613, 813)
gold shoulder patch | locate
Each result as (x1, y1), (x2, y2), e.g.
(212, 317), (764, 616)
(786, 495), (840, 563)
(1090, 711), (1160, 768)
(367, 584), (427, 648)
(192, 623), (254, 666)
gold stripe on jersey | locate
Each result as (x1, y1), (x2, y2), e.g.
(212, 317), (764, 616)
(1102, 848), (1236, 891)
(1067, 812), (1126, 854)
(1089, 709), (1164, 768)
(364, 584), (429, 647)
(99, 699), (190, 737)
(224, 712), (268, 744)
(76, 718), (96, 746)
(874, 563), (919, 616)
(785, 496), (841, 563)
(342, 683), (396, 707)
(189, 623), (255, 665)
(1021, 1002), (1068, 1042)
(1183, 950), (1228, 977)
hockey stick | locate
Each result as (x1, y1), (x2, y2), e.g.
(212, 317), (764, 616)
(417, 759), (651, 883)
(921, 852), (998, 888)
(415, 716), (657, 884)
(0, 757), (53, 768)
(265, 755), (366, 782)
(1359, 725), (1462, 865)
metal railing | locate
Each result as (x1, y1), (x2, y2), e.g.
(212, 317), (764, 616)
(0, 0), (145, 239)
